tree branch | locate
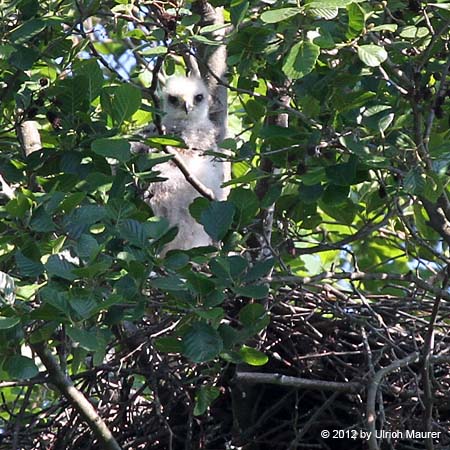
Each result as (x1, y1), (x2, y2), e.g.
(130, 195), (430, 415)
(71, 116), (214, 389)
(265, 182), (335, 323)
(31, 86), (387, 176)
(366, 352), (420, 450)
(421, 196), (450, 246)
(268, 271), (450, 302)
(421, 270), (448, 450)
(235, 371), (362, 393)
(31, 342), (122, 450)
(162, 147), (216, 201)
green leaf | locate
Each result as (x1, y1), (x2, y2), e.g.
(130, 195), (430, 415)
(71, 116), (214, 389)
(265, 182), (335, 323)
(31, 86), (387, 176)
(66, 327), (98, 351)
(194, 386), (220, 416)
(18, 0), (39, 19)
(321, 184), (350, 205)
(4, 355), (39, 380)
(404, 168), (425, 195)
(244, 98), (266, 121)
(319, 198), (357, 224)
(378, 113), (394, 134)
(92, 138), (131, 163)
(229, 187), (259, 227)
(10, 19), (46, 44)
(325, 158), (357, 186)
(200, 23), (229, 34)
(59, 193), (86, 214)
(306, 0), (354, 8)
(195, 307), (224, 323)
(243, 259), (274, 283)
(6, 193), (31, 218)
(307, 7), (338, 19)
(186, 272), (216, 296)
(200, 201), (235, 241)
(0, 316), (20, 329)
(346, 3), (365, 39)
(183, 322), (223, 363)
(101, 84), (142, 126)
(399, 26), (429, 39)
(298, 183), (324, 204)
(204, 290), (225, 307)
(45, 255), (77, 281)
(146, 217), (171, 240)
(155, 336), (184, 353)
(105, 199), (135, 221)
(145, 136), (186, 147)
(282, 41), (320, 79)
(77, 234), (100, 260)
(142, 46), (168, 56)
(233, 284), (269, 299)
(191, 35), (222, 46)
(118, 219), (149, 247)
(57, 77), (90, 114)
(218, 323), (241, 347)
(260, 7), (302, 23)
(73, 59), (105, 100)
(69, 297), (98, 319)
(164, 252), (190, 270)
(150, 275), (186, 291)
(30, 207), (56, 232)
(239, 346), (268, 366)
(39, 288), (70, 317)
(15, 252), (45, 278)
(231, 0), (249, 26)
(189, 197), (210, 222)
(357, 45), (388, 67)
(370, 24), (398, 32)
(9, 46), (39, 70)
(72, 261), (111, 279)
(239, 303), (269, 329)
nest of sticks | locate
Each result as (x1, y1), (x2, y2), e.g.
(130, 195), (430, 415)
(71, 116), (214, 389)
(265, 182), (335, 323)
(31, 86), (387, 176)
(4, 280), (450, 450)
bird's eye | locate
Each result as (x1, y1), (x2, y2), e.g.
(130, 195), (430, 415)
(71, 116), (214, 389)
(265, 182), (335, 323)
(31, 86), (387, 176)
(168, 95), (179, 105)
(194, 94), (204, 103)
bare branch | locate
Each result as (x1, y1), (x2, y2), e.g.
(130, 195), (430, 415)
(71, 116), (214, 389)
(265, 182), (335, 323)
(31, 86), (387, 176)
(421, 270), (449, 450)
(31, 342), (123, 450)
(421, 196), (450, 246)
(366, 352), (420, 450)
(161, 147), (216, 201)
(235, 371), (362, 393)
(268, 271), (450, 302)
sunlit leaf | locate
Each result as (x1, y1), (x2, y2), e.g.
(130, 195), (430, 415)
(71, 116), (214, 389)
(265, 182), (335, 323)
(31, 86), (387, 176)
(260, 7), (302, 23)
(239, 346), (268, 366)
(282, 41), (320, 79)
(357, 45), (388, 67)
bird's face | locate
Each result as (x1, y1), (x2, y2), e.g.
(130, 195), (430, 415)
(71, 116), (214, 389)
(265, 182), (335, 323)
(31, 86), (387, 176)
(163, 77), (209, 123)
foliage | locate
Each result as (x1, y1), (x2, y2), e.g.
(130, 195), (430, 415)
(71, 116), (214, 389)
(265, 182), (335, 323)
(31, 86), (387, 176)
(0, 0), (450, 448)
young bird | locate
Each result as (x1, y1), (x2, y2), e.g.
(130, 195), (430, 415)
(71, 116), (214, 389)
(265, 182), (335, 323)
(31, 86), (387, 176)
(139, 76), (230, 254)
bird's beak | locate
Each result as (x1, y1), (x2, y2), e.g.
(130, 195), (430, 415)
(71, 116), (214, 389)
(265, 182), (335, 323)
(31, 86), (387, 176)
(182, 98), (193, 115)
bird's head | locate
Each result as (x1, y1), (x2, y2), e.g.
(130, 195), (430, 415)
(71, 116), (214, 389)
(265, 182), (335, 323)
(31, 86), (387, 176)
(162, 76), (209, 124)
